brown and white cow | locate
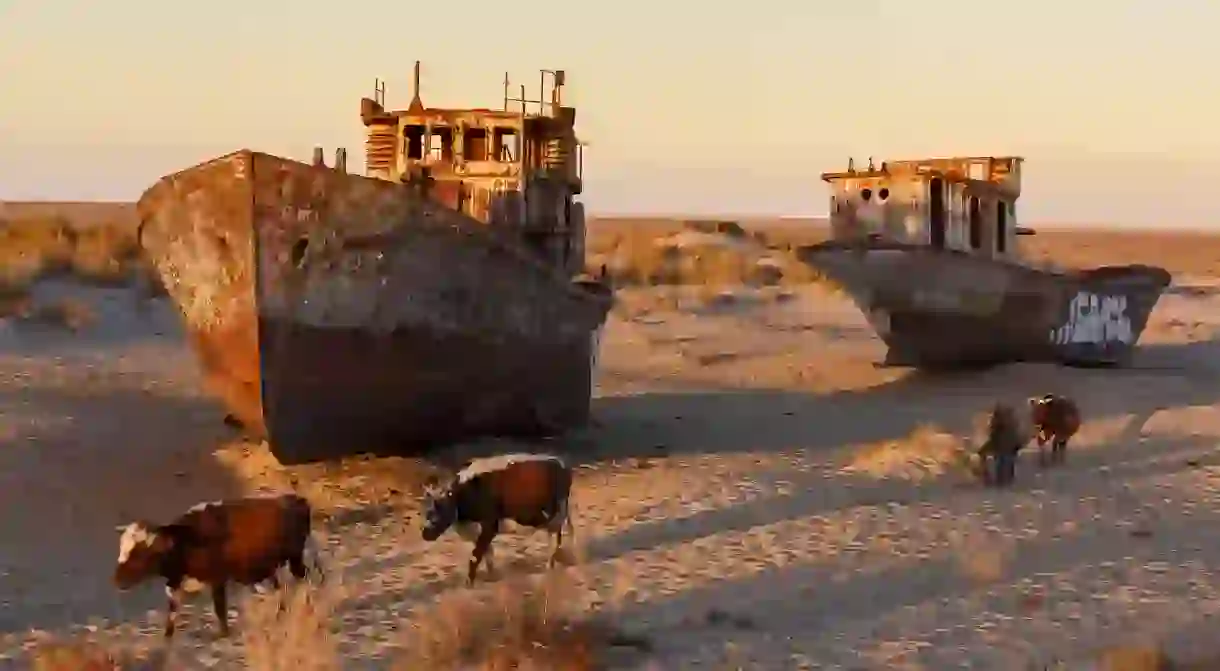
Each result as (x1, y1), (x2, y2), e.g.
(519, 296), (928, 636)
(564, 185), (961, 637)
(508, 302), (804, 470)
(1029, 393), (1081, 467)
(113, 493), (321, 639)
(420, 453), (575, 586)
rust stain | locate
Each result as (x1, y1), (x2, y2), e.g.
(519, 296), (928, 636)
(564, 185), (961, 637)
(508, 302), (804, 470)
(138, 142), (611, 463)
(358, 61), (585, 275)
(800, 155), (1172, 368)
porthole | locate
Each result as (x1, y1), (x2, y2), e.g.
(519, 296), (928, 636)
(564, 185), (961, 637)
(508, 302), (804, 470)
(861, 188), (873, 202)
(878, 188), (890, 201)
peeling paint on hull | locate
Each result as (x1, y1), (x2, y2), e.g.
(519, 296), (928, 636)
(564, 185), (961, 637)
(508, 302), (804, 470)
(137, 150), (612, 463)
(798, 240), (1172, 369)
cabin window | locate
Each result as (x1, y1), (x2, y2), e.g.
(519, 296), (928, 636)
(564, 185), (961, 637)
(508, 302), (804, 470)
(493, 127), (518, 162)
(996, 200), (1008, 253)
(463, 127), (489, 161)
(860, 188), (873, 202)
(878, 188), (890, 201)
(831, 196), (840, 213)
(429, 127), (454, 161)
(404, 125), (425, 160)
(968, 196), (982, 250)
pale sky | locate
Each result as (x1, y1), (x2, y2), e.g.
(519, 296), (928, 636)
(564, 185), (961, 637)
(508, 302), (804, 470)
(2, 0), (1217, 226)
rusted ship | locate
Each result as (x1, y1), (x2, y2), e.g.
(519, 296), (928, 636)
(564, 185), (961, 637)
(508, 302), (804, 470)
(137, 63), (612, 462)
(798, 156), (1171, 368)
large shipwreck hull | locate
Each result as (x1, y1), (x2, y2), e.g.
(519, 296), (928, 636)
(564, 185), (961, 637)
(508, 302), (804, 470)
(137, 150), (613, 463)
(799, 240), (1172, 368)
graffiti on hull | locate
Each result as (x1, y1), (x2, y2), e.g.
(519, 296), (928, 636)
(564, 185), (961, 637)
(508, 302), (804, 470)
(1050, 291), (1132, 346)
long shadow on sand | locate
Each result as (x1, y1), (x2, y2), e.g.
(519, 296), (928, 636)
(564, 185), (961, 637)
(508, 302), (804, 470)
(0, 378), (244, 634)
(327, 427), (1220, 670)
(571, 338), (1220, 463)
(592, 431), (1220, 668)
(583, 429), (1216, 565)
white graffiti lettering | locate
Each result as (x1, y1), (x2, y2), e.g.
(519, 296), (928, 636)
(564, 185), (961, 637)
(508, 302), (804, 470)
(1050, 291), (1132, 345)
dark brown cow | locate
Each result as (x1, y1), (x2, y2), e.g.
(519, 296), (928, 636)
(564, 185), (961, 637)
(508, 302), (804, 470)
(977, 402), (1025, 487)
(113, 493), (321, 639)
(1029, 393), (1081, 466)
(420, 453), (575, 586)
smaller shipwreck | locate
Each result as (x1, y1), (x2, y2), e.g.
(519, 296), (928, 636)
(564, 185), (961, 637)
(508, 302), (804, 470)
(138, 63), (612, 463)
(798, 156), (1171, 368)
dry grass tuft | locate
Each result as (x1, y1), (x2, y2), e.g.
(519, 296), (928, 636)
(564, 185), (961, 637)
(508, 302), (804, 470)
(844, 423), (976, 482)
(588, 222), (831, 290)
(28, 639), (121, 671)
(0, 217), (145, 293)
(0, 284), (33, 320)
(27, 297), (98, 332)
(395, 573), (641, 671)
(241, 570), (344, 671)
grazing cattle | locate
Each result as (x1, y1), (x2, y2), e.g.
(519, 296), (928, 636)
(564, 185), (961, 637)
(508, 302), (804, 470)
(420, 453), (575, 586)
(977, 402), (1025, 487)
(113, 493), (321, 639)
(1029, 394), (1081, 466)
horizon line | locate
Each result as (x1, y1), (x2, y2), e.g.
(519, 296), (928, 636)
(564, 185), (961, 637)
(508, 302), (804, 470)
(1, 199), (1215, 231)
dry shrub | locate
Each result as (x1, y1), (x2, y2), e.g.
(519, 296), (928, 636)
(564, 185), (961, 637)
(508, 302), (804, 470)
(0, 217), (143, 289)
(950, 530), (1014, 584)
(27, 298), (97, 332)
(241, 570), (344, 671)
(0, 284), (32, 319)
(844, 423), (975, 481)
(70, 224), (141, 285)
(599, 228), (831, 290)
(396, 574), (631, 671)
(29, 639), (120, 671)
(0, 216), (76, 280)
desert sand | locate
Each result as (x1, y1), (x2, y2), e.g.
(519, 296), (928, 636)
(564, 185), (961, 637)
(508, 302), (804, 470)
(4, 226), (1220, 668)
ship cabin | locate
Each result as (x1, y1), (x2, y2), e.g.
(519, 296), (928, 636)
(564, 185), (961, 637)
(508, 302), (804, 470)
(358, 61), (586, 274)
(821, 156), (1025, 261)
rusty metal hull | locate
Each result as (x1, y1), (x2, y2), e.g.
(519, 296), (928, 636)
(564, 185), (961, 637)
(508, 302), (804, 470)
(798, 240), (1172, 368)
(137, 150), (612, 463)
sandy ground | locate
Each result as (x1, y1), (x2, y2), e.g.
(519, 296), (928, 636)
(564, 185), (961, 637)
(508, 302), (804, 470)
(5, 276), (1220, 669)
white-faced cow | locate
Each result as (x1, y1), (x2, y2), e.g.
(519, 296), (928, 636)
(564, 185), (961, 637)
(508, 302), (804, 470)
(113, 493), (321, 639)
(1029, 393), (1081, 467)
(420, 453), (575, 586)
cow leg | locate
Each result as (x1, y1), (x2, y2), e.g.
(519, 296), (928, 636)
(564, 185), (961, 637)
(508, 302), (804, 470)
(163, 585), (182, 639)
(468, 525), (498, 586)
(1053, 437), (1067, 465)
(211, 582), (231, 638)
(289, 553), (309, 581)
(997, 452), (1016, 486)
(978, 453), (994, 485)
(476, 542), (498, 578)
(1035, 436), (1050, 467)
(548, 500), (569, 568)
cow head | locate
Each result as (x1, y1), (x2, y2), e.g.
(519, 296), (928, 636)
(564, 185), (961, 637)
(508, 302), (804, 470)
(420, 476), (458, 542)
(1028, 394), (1055, 425)
(113, 521), (172, 589)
